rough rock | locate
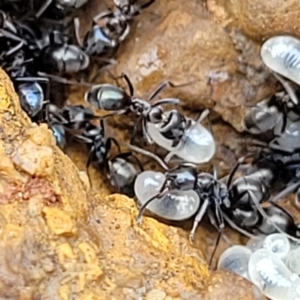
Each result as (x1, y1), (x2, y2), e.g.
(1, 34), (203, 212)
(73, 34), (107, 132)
(85, 0), (280, 132)
(0, 68), (263, 299)
(207, 0), (300, 41)
(201, 270), (265, 300)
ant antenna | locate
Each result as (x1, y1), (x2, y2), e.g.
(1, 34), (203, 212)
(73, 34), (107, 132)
(122, 143), (169, 170)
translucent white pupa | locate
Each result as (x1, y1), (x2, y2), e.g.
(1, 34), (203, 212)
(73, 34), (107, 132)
(217, 245), (252, 280)
(263, 233), (290, 260)
(134, 170), (201, 221)
(246, 235), (266, 252)
(248, 249), (294, 300)
(288, 278), (300, 300)
(285, 246), (300, 274)
(146, 109), (216, 164)
(261, 35), (300, 86)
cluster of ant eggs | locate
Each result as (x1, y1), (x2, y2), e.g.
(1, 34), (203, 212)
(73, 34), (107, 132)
(217, 234), (300, 300)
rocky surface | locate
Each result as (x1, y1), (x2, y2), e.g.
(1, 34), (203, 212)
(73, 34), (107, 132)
(2, 0), (299, 298)
(0, 68), (265, 299)
(207, 0), (300, 41)
(200, 270), (265, 300)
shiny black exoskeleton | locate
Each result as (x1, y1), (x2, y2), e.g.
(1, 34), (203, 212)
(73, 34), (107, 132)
(18, 82), (44, 117)
(14, 77), (50, 120)
(50, 122), (66, 149)
(39, 31), (90, 76)
(85, 73), (180, 144)
(107, 151), (144, 197)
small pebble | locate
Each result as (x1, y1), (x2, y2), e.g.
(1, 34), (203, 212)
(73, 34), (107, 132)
(145, 289), (167, 300)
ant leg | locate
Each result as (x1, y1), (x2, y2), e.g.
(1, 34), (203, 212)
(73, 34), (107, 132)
(273, 72), (298, 105)
(295, 187), (300, 209)
(221, 210), (261, 239)
(74, 18), (83, 47)
(208, 230), (222, 269)
(102, 109), (128, 118)
(189, 198), (210, 243)
(226, 156), (249, 188)
(124, 143), (169, 170)
(207, 209), (233, 245)
(148, 80), (195, 102)
(107, 137), (121, 153)
(163, 123), (191, 162)
(4, 41), (23, 56)
(35, 0), (52, 18)
(113, 152), (132, 159)
(93, 9), (114, 24)
(120, 73), (134, 97)
(249, 190), (300, 242)
(89, 59), (117, 83)
(129, 153), (145, 172)
(152, 98), (180, 106)
(86, 145), (97, 170)
(164, 151), (176, 164)
(105, 71), (134, 96)
(270, 181), (300, 204)
(142, 118), (153, 145)
(136, 181), (169, 224)
(73, 134), (93, 144)
(196, 108), (210, 123)
(85, 145), (96, 188)
(207, 209), (235, 270)
(15, 77), (49, 83)
(148, 81), (172, 102)
(246, 139), (269, 148)
(268, 140), (295, 153)
(140, 0), (155, 9)
(130, 115), (143, 145)
(37, 72), (93, 87)
(118, 24), (130, 43)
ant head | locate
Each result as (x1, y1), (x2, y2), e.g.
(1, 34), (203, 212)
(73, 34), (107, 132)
(148, 106), (164, 124)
